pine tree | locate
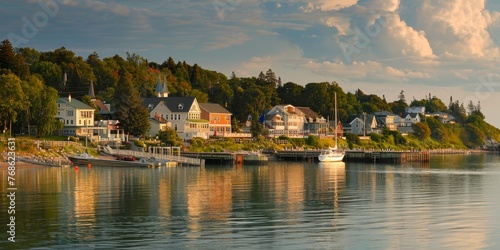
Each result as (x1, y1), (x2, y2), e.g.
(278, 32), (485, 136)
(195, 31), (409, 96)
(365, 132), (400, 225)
(113, 71), (150, 136)
(0, 39), (16, 71)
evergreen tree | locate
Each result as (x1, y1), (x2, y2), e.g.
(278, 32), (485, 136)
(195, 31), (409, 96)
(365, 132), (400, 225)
(0, 39), (17, 71)
(113, 71), (150, 136)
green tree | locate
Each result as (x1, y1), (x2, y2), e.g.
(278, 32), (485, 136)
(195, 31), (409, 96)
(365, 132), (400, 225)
(20, 76), (59, 136)
(31, 61), (63, 89)
(277, 82), (304, 105)
(463, 124), (485, 147)
(305, 135), (320, 147)
(412, 122), (431, 140)
(0, 39), (30, 79)
(0, 74), (27, 135)
(158, 127), (183, 146)
(113, 71), (150, 136)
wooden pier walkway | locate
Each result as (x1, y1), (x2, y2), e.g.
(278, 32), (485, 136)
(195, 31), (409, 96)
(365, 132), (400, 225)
(100, 146), (204, 166)
(181, 151), (268, 165)
(275, 149), (430, 163)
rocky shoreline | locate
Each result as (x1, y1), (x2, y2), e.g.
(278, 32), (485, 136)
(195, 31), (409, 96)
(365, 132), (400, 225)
(2, 151), (72, 167)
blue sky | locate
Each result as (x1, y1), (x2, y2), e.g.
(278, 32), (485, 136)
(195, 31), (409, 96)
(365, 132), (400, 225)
(2, 0), (500, 127)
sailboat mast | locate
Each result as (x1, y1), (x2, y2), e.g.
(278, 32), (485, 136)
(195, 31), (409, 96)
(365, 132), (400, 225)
(334, 92), (337, 147)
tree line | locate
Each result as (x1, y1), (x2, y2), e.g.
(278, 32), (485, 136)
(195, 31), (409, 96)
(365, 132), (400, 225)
(0, 38), (498, 148)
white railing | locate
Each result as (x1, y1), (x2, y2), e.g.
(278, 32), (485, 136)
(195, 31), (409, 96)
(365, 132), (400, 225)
(104, 147), (202, 166)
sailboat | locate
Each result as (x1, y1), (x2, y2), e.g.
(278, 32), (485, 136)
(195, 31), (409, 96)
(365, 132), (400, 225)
(318, 92), (345, 162)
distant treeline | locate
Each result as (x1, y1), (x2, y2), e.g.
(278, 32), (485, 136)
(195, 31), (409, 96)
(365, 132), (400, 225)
(1, 39), (499, 148)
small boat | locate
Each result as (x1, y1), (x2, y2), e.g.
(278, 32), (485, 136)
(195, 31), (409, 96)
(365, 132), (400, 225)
(67, 152), (95, 166)
(318, 92), (345, 162)
(86, 157), (152, 167)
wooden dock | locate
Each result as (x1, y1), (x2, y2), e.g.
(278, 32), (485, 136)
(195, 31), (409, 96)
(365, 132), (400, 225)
(275, 149), (430, 163)
(344, 150), (430, 163)
(181, 151), (268, 165)
(100, 146), (204, 167)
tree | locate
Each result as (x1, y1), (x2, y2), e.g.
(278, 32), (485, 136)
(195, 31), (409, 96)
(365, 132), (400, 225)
(20, 76), (59, 136)
(158, 127), (183, 146)
(113, 71), (150, 136)
(412, 122), (431, 140)
(0, 39), (30, 79)
(0, 73), (27, 135)
(277, 82), (304, 105)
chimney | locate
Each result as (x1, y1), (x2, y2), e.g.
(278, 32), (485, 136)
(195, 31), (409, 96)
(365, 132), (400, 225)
(68, 94), (72, 102)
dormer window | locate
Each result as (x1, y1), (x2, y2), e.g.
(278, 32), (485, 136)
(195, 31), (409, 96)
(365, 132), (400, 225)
(178, 103), (184, 110)
(148, 104), (153, 110)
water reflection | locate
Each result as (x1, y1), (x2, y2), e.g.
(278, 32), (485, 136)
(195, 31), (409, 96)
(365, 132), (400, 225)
(1, 154), (500, 249)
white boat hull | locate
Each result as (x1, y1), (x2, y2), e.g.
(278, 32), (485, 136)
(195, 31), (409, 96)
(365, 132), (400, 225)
(318, 150), (345, 162)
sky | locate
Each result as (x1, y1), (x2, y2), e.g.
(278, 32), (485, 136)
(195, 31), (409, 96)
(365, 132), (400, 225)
(2, 0), (500, 127)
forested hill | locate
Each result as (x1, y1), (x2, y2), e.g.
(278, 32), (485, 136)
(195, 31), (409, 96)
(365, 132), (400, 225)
(1, 39), (499, 149)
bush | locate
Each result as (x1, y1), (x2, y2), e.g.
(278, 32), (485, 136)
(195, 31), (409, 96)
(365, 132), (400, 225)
(345, 133), (360, 144)
(370, 133), (382, 143)
(134, 140), (145, 148)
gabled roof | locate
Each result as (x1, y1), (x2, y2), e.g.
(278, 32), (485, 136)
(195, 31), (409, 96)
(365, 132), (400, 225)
(143, 97), (196, 113)
(199, 103), (231, 114)
(150, 117), (169, 124)
(275, 105), (305, 116)
(402, 113), (419, 119)
(92, 99), (109, 112)
(374, 110), (398, 117)
(58, 97), (94, 110)
(346, 114), (376, 125)
(295, 107), (322, 119)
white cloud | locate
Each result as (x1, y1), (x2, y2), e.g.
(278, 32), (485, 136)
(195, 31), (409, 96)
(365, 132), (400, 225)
(358, 0), (400, 12)
(406, 0), (499, 58)
(376, 14), (436, 59)
(300, 0), (358, 12)
(304, 60), (431, 82)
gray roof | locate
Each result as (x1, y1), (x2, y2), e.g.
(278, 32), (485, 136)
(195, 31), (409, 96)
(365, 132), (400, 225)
(57, 97), (94, 110)
(402, 113), (419, 118)
(295, 107), (322, 119)
(143, 97), (196, 113)
(199, 103), (231, 114)
(374, 111), (398, 117)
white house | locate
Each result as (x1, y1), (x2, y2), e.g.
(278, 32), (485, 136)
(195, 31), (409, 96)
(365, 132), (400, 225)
(143, 96), (210, 140)
(405, 106), (426, 115)
(264, 105), (307, 138)
(374, 111), (399, 131)
(295, 107), (328, 135)
(346, 114), (378, 135)
(148, 114), (171, 137)
(55, 95), (95, 136)
(398, 113), (421, 134)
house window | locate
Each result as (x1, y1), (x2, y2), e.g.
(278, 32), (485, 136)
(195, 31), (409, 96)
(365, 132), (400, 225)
(174, 124), (178, 131)
(70, 120), (73, 124)
(81, 111), (92, 118)
(67, 110), (73, 116)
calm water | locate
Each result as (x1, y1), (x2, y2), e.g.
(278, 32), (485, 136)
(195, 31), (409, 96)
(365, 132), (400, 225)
(2, 154), (500, 249)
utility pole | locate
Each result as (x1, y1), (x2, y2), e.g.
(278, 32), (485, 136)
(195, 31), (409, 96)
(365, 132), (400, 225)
(363, 112), (366, 138)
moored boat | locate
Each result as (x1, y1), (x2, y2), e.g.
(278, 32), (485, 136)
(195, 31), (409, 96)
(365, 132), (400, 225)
(318, 92), (345, 162)
(67, 152), (95, 166)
